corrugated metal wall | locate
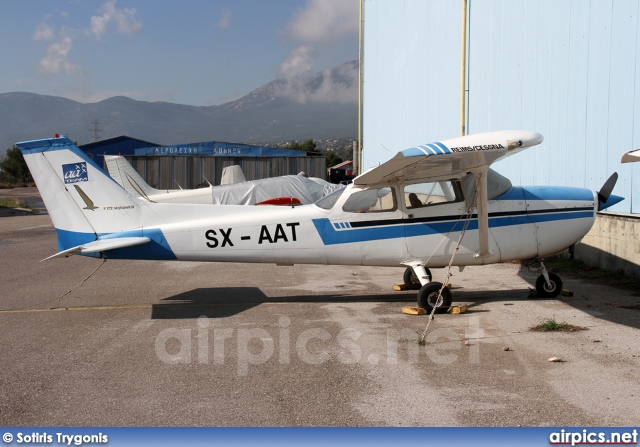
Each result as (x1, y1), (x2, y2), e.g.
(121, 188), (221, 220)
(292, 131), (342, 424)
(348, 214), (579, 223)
(363, 0), (639, 213)
(127, 156), (327, 190)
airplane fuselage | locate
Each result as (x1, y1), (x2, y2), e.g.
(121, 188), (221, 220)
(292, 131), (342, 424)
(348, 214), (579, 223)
(79, 183), (597, 269)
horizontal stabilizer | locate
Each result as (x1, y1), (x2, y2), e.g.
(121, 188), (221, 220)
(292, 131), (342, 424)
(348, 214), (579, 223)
(42, 237), (151, 261)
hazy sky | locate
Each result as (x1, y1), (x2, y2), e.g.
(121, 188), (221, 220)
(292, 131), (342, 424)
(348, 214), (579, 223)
(0, 0), (359, 106)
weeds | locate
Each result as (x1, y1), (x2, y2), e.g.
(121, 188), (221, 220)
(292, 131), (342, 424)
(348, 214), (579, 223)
(530, 318), (587, 332)
(0, 198), (28, 208)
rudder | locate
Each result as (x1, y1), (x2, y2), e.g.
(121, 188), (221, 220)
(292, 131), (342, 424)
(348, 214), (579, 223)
(17, 135), (143, 250)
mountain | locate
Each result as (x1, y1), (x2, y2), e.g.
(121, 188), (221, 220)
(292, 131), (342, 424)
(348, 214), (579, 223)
(0, 61), (358, 154)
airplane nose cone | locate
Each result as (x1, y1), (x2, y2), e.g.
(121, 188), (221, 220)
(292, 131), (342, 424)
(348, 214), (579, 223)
(599, 194), (624, 211)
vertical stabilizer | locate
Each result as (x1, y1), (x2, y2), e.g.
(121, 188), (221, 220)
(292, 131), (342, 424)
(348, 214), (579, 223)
(17, 136), (143, 250)
(221, 165), (246, 185)
(105, 155), (165, 198)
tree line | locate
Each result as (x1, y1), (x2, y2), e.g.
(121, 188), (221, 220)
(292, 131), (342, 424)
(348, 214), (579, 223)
(0, 146), (32, 184)
(281, 138), (350, 168)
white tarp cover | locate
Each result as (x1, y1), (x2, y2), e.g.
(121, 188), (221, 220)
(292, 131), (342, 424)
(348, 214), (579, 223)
(209, 175), (340, 205)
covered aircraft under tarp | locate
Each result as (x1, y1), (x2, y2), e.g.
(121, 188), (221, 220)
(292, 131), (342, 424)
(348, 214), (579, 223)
(207, 175), (342, 205)
(104, 155), (341, 205)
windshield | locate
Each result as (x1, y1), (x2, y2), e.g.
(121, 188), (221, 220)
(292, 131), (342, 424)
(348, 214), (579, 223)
(342, 187), (396, 213)
(314, 185), (346, 210)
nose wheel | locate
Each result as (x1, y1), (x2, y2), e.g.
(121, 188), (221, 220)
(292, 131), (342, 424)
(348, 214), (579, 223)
(403, 266), (432, 290)
(534, 261), (563, 298)
(535, 272), (563, 297)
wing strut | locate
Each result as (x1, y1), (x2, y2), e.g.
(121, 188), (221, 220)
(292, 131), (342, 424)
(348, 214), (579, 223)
(473, 168), (492, 258)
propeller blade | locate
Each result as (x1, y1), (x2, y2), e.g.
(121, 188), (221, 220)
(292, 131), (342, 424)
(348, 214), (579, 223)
(597, 172), (618, 209)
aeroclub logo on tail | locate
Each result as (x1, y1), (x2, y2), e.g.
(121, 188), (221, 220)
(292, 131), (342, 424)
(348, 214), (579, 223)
(62, 162), (88, 184)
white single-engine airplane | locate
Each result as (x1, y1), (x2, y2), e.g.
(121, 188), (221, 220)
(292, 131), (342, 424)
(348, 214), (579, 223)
(17, 131), (623, 312)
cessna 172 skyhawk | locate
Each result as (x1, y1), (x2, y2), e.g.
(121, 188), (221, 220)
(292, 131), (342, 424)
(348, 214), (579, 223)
(17, 131), (622, 312)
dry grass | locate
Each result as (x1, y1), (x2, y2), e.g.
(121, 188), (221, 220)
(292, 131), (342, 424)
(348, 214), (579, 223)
(0, 182), (36, 189)
(0, 198), (28, 208)
(530, 318), (587, 332)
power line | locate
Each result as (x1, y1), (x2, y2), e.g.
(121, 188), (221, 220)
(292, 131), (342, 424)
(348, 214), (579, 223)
(89, 118), (102, 142)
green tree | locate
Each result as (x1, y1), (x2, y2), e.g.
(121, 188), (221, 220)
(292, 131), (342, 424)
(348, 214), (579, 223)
(325, 151), (343, 168)
(0, 146), (33, 183)
(286, 139), (318, 152)
(282, 138), (345, 170)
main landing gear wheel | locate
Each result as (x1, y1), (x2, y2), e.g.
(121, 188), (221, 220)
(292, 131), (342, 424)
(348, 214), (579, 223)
(535, 273), (563, 298)
(417, 282), (452, 314)
(403, 266), (432, 290)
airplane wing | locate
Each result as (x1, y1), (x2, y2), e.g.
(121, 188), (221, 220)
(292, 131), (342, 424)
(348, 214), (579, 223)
(42, 237), (150, 261)
(355, 130), (543, 186)
(621, 149), (640, 163)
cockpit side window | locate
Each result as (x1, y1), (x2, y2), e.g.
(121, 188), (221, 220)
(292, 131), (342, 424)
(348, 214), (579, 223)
(342, 187), (396, 213)
(403, 180), (463, 209)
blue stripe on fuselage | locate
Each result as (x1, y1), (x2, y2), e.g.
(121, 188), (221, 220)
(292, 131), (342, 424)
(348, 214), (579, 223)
(312, 209), (593, 246)
(493, 186), (595, 202)
(522, 186), (594, 201)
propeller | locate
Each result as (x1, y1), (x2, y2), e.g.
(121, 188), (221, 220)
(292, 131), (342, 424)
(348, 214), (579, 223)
(597, 172), (618, 210)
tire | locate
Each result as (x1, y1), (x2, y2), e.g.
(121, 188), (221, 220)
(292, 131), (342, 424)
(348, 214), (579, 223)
(535, 273), (563, 298)
(403, 266), (433, 290)
(417, 282), (452, 313)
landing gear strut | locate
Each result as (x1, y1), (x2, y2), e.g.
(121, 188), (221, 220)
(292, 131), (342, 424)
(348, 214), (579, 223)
(534, 261), (563, 298)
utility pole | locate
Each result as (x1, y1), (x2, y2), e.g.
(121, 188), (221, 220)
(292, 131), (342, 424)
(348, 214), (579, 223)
(461, 0), (468, 136)
(357, 0), (364, 175)
(90, 118), (102, 142)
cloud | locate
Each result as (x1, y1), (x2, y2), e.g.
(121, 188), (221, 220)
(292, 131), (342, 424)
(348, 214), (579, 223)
(275, 0), (359, 103)
(33, 23), (55, 41)
(218, 8), (231, 30)
(285, 0), (359, 44)
(274, 61), (358, 104)
(278, 45), (314, 79)
(36, 32), (83, 77)
(306, 63), (358, 103)
(90, 0), (142, 40)
(33, 1), (141, 101)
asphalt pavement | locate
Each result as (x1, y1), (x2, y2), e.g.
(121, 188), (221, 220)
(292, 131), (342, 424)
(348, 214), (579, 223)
(1, 188), (639, 426)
